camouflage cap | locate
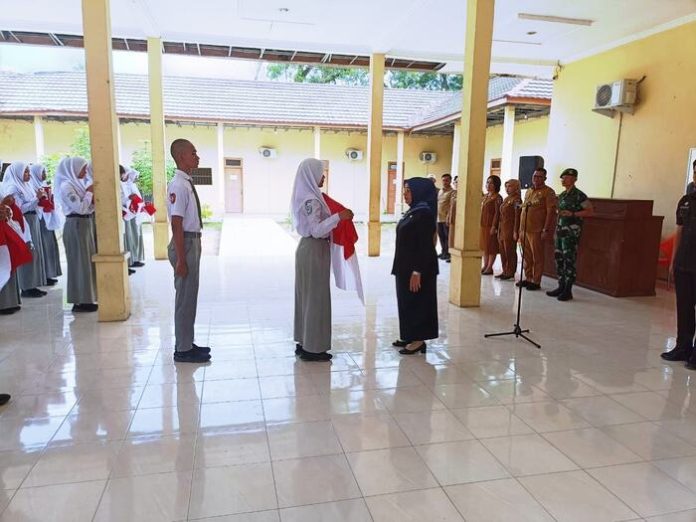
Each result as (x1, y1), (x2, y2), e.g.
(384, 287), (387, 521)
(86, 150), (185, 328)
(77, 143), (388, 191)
(560, 168), (578, 179)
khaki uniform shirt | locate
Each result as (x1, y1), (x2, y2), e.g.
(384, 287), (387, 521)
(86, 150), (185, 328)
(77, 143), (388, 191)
(520, 185), (557, 234)
(437, 187), (454, 223)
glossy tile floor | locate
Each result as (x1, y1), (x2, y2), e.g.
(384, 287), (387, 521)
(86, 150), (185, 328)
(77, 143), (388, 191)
(0, 218), (692, 521)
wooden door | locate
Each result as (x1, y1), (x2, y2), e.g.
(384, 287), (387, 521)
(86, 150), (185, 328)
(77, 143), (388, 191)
(224, 158), (243, 213)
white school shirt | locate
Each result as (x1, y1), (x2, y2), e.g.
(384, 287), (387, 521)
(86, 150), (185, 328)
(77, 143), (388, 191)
(6, 187), (39, 214)
(295, 198), (339, 239)
(58, 184), (94, 215)
(167, 170), (202, 233)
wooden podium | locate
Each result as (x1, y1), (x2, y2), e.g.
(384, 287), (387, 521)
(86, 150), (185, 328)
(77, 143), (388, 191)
(544, 199), (663, 297)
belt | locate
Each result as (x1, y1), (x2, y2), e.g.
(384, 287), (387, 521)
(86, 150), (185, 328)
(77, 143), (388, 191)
(66, 214), (93, 218)
(24, 211), (36, 215)
(183, 232), (202, 238)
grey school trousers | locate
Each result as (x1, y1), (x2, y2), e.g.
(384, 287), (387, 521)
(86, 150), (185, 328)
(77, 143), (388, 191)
(168, 234), (201, 353)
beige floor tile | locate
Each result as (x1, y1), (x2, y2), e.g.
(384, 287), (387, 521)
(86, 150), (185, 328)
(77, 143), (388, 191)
(481, 434), (578, 476)
(0, 449), (43, 489)
(479, 379), (551, 405)
(331, 413), (410, 452)
(533, 376), (602, 400)
(267, 420), (342, 460)
(137, 381), (203, 409)
(520, 470), (638, 522)
(1, 480), (106, 522)
(415, 440), (510, 485)
(589, 462), (696, 517)
(111, 435), (196, 476)
(452, 405), (534, 438)
(258, 375), (317, 399)
(24, 441), (121, 487)
(195, 427), (270, 467)
(189, 463), (278, 519)
(601, 422), (696, 460)
(393, 410), (474, 445)
(280, 499), (371, 522)
(263, 395), (333, 424)
(328, 389), (387, 416)
(432, 382), (498, 408)
(375, 386), (447, 413)
(198, 400), (265, 432)
(194, 512), (280, 522)
(655, 457), (696, 494)
(366, 487), (464, 521)
(0, 415), (65, 451)
(273, 454), (361, 508)
(201, 378), (262, 403)
(561, 396), (648, 426)
(445, 478), (554, 521)
(509, 401), (591, 432)
(542, 428), (642, 468)
(347, 447), (439, 496)
(128, 405), (199, 438)
(93, 471), (191, 522)
(611, 391), (690, 421)
(52, 410), (134, 443)
(646, 510), (696, 521)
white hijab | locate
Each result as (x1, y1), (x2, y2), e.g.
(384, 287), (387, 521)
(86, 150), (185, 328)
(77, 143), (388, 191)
(54, 157), (88, 204)
(1, 162), (34, 202)
(28, 164), (46, 192)
(290, 158), (329, 228)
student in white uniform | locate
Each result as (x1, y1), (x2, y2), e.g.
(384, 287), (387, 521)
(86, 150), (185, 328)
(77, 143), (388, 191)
(29, 163), (62, 286)
(1, 162), (47, 298)
(0, 188), (23, 315)
(55, 157), (98, 313)
(126, 168), (146, 267)
(167, 139), (210, 363)
(291, 158), (353, 362)
(119, 165), (136, 276)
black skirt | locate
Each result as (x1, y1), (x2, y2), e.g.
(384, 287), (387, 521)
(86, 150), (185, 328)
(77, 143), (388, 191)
(395, 273), (439, 342)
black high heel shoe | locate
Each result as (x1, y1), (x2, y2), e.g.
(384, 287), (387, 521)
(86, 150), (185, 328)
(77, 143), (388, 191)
(399, 342), (427, 355)
(392, 339), (410, 348)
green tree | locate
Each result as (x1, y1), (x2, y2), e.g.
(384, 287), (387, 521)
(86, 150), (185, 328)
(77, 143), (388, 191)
(130, 140), (176, 200)
(265, 63), (462, 91)
(70, 126), (91, 159)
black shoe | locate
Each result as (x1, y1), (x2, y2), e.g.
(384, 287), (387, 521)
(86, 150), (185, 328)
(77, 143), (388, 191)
(72, 303), (98, 313)
(499, 275), (513, 280)
(686, 359), (696, 371)
(128, 269), (136, 275)
(557, 283), (574, 301)
(438, 253), (446, 259)
(392, 339), (410, 348)
(132, 262), (145, 267)
(546, 282), (565, 297)
(46, 278), (58, 286)
(662, 347), (692, 362)
(0, 306), (21, 315)
(526, 283), (541, 291)
(192, 343), (211, 354)
(174, 350), (211, 363)
(300, 351), (332, 362)
(21, 288), (46, 298)
(295, 343), (305, 355)
(0, 394), (10, 406)
(399, 342), (427, 355)
(516, 280), (529, 288)
(445, 258), (451, 263)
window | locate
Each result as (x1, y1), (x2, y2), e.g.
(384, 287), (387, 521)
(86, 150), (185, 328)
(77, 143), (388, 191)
(191, 167), (213, 185)
(225, 159), (242, 167)
(490, 158), (501, 177)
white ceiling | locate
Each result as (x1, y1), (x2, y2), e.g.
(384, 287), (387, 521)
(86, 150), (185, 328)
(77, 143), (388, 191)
(2, 0), (696, 77)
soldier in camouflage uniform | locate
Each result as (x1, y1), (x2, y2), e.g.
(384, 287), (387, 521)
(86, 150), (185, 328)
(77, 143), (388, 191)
(547, 168), (593, 301)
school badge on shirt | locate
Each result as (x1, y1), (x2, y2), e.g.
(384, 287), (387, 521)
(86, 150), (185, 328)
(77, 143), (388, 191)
(169, 193), (176, 204)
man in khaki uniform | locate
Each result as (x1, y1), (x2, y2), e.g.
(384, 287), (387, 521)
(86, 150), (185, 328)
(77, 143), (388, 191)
(436, 173), (454, 260)
(517, 168), (557, 290)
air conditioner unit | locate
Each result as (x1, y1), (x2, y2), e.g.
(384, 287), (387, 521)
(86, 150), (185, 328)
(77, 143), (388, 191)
(259, 147), (277, 158)
(345, 148), (363, 161)
(593, 79), (638, 116)
(420, 151), (437, 164)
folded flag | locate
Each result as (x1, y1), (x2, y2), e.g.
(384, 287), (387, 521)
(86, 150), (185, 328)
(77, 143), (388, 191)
(322, 194), (364, 304)
(129, 194), (144, 214)
(0, 221), (33, 291)
(142, 202), (156, 216)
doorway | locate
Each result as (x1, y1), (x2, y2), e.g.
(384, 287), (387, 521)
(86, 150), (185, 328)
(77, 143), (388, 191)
(224, 158), (243, 213)
(387, 162), (405, 214)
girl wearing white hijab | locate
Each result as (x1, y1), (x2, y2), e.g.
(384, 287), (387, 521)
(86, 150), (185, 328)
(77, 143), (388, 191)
(0, 184), (23, 314)
(29, 164), (62, 285)
(291, 158), (353, 361)
(55, 157), (98, 313)
(1, 161), (48, 298)
(122, 167), (145, 268)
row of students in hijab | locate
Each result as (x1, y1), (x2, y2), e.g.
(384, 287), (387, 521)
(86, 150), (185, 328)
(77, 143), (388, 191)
(119, 165), (147, 275)
(0, 162), (62, 314)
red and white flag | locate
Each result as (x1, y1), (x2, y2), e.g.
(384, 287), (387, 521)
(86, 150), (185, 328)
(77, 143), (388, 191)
(322, 194), (364, 304)
(0, 221), (32, 291)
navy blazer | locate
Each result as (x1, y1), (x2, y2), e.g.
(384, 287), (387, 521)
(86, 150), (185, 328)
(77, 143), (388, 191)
(391, 209), (439, 277)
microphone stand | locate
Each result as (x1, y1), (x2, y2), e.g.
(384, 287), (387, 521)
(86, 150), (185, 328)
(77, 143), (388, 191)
(484, 200), (541, 349)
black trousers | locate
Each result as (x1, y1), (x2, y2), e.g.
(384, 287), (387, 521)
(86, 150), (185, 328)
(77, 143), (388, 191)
(437, 222), (449, 256)
(675, 268), (696, 353)
(395, 273), (439, 342)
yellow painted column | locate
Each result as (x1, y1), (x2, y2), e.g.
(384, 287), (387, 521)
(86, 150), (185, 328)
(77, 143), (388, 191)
(500, 105), (516, 181)
(148, 36), (169, 259)
(395, 130), (405, 216)
(449, 0), (495, 308)
(81, 0), (130, 321)
(367, 53), (385, 256)
(451, 123), (461, 177)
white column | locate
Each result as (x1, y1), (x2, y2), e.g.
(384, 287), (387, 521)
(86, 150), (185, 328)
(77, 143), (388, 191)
(33, 116), (45, 162)
(395, 130), (405, 215)
(500, 105), (515, 181)
(451, 123), (461, 178)
(217, 122), (226, 213)
(313, 126), (321, 159)
(116, 118), (123, 165)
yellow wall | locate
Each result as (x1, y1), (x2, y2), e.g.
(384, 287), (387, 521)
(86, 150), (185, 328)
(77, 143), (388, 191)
(483, 116), (549, 182)
(0, 119), (34, 162)
(546, 20), (696, 235)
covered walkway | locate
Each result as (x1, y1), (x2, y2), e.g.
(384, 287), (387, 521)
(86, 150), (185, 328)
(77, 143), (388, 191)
(0, 219), (692, 521)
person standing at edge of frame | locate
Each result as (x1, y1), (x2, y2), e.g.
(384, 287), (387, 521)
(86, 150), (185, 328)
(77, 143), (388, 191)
(436, 173), (454, 261)
(662, 182), (696, 369)
(546, 168), (593, 302)
(167, 139), (211, 364)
